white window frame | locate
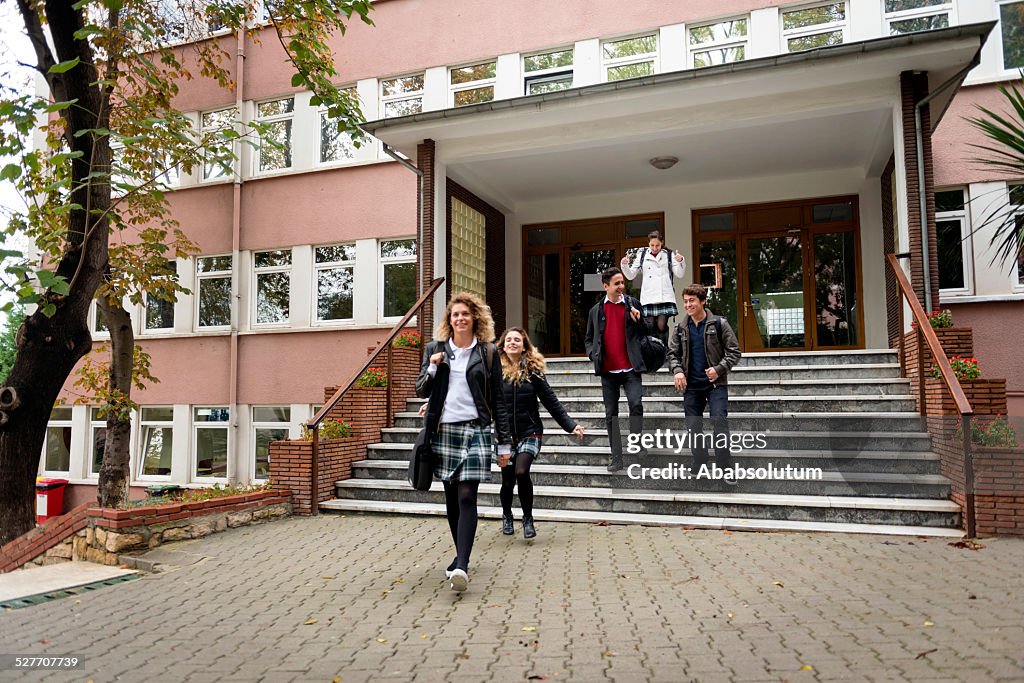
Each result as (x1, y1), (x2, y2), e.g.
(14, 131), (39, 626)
(192, 406), (230, 483)
(523, 48), (574, 95)
(312, 243), (356, 325)
(317, 86), (360, 166)
(88, 407), (107, 478)
(380, 73), (425, 118)
(935, 188), (973, 296)
(253, 249), (292, 328)
(41, 408), (73, 476)
(1009, 182), (1024, 292)
(999, 1), (1024, 73)
(254, 96), (295, 174)
(378, 238), (418, 323)
(449, 61), (497, 108)
(601, 33), (659, 82)
(90, 300), (110, 339)
(687, 16), (749, 69)
(195, 255), (233, 331)
(781, 1), (849, 53)
(252, 406), (291, 482)
(200, 107), (236, 182)
(141, 260), (177, 334)
(137, 406), (174, 481)
(883, 0), (954, 35)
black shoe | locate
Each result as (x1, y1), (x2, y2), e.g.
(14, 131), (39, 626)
(522, 517), (536, 540)
(636, 447), (649, 458)
(607, 458), (623, 472)
(502, 515), (514, 535)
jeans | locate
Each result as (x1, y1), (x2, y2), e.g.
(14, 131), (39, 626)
(601, 371), (644, 460)
(684, 383), (731, 470)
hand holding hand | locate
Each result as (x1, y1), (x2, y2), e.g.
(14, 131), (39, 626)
(572, 425), (585, 440)
(429, 351), (444, 366)
(706, 367), (719, 382)
(498, 453), (511, 468)
(674, 372), (687, 391)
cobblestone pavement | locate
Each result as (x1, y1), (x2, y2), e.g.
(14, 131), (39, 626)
(1, 514), (1023, 682)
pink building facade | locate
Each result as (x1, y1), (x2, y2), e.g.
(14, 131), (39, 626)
(37, 0), (1024, 502)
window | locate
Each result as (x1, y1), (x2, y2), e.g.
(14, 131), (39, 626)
(138, 407), (174, 478)
(450, 61), (496, 107)
(688, 17), (748, 68)
(193, 407), (229, 480)
(92, 302), (109, 335)
(1001, 1), (1024, 70)
(524, 49), (574, 95)
(254, 249), (291, 325)
(89, 407), (106, 476)
(1010, 184), (1024, 287)
(314, 244), (355, 322)
(255, 97), (294, 172)
(782, 2), (847, 52)
(42, 407), (72, 474)
(935, 189), (971, 293)
(200, 107), (236, 180)
(381, 74), (424, 118)
(196, 256), (232, 329)
(320, 86), (360, 164)
(602, 34), (658, 81)
(144, 260), (176, 332)
(253, 406), (290, 481)
(380, 239), (417, 320)
(884, 0), (952, 35)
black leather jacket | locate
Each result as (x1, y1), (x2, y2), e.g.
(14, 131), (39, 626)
(415, 339), (512, 444)
(502, 372), (577, 442)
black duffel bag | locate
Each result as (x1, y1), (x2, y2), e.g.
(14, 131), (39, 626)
(407, 426), (434, 491)
(639, 334), (667, 373)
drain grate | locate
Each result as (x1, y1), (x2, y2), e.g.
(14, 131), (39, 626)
(1, 573), (139, 610)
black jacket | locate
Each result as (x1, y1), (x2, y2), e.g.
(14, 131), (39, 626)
(415, 339), (512, 444)
(583, 294), (650, 375)
(502, 371), (577, 442)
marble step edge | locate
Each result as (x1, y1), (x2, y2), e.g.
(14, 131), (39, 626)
(334, 478), (962, 511)
(382, 426), (933, 439)
(545, 349), (896, 361)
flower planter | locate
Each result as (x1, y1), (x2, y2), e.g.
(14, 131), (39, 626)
(924, 378), (1007, 416)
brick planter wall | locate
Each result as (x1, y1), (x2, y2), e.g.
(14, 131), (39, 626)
(974, 446), (1024, 536)
(903, 327), (974, 400)
(925, 378), (1007, 417)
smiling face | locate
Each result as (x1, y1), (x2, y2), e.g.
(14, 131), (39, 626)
(449, 303), (474, 336)
(602, 273), (626, 300)
(502, 329), (524, 356)
(683, 294), (705, 318)
(648, 236), (664, 255)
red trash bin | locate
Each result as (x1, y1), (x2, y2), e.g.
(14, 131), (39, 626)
(35, 478), (68, 523)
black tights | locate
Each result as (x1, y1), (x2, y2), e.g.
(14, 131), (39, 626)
(499, 453), (535, 519)
(646, 314), (670, 345)
(443, 480), (479, 572)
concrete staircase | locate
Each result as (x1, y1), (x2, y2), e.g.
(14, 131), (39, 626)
(321, 349), (964, 537)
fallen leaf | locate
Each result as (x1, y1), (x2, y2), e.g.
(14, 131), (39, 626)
(723, 530), (733, 535)
(527, 676), (550, 681)
(620, 574), (631, 579)
(915, 648), (938, 659)
(322, 575), (335, 580)
(38, 639), (49, 645)
(376, 638), (387, 644)
(800, 665), (814, 671)
(303, 618), (318, 625)
(392, 578), (404, 584)
(421, 634), (428, 639)
(948, 540), (985, 550)
(594, 520), (609, 526)
(773, 581), (784, 588)
(923, 620), (934, 627)
(521, 626), (538, 632)
(602, 651), (616, 657)
(332, 678), (341, 683)
(454, 653), (469, 660)
(968, 594), (977, 600)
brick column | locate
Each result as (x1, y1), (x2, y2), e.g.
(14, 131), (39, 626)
(417, 139), (436, 340)
(900, 71), (940, 312)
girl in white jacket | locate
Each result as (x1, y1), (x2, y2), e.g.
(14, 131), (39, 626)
(620, 230), (686, 345)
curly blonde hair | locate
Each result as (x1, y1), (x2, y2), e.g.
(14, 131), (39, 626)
(497, 327), (547, 384)
(436, 291), (495, 342)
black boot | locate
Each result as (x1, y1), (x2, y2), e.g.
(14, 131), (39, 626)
(607, 455), (623, 472)
(522, 516), (536, 540)
(501, 514), (514, 535)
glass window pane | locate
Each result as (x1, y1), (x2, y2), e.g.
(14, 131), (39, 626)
(254, 406), (290, 422)
(255, 250), (292, 268)
(694, 46), (746, 67)
(699, 212), (736, 232)
(383, 262), (417, 318)
(257, 98), (294, 117)
(198, 255), (231, 273)
(380, 239), (416, 258)
(527, 76), (573, 95)
(384, 98), (423, 118)
(603, 35), (657, 59)
(1010, 184), (1024, 206)
(259, 120), (292, 171)
(625, 219), (662, 238)
(788, 31), (844, 51)
(195, 428), (228, 477)
(256, 272), (290, 324)
(146, 295), (175, 330)
(202, 108), (235, 129)
(321, 113), (357, 162)
(1002, 2), (1024, 69)
(812, 202), (854, 223)
(92, 426), (106, 474)
(813, 231), (858, 346)
(51, 407), (72, 421)
(889, 14), (948, 35)
(382, 75), (424, 97)
(607, 62), (654, 81)
(525, 49), (574, 72)
(142, 407), (174, 421)
(526, 252), (562, 355)
(198, 276), (231, 327)
(254, 427), (288, 479)
(689, 19), (748, 46)
(45, 426), (71, 472)
(454, 86), (495, 107)
(140, 426), (173, 476)
(316, 244), (357, 263)
(194, 407), (230, 422)
(783, 3), (846, 30)
(450, 62), (496, 85)
(527, 228), (560, 245)
(885, 0), (945, 10)
(935, 190), (965, 212)
(937, 219), (966, 290)
(317, 266), (354, 320)
(700, 240), (738, 331)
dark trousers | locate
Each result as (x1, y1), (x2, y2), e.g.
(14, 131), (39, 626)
(601, 370), (643, 460)
(684, 383), (731, 469)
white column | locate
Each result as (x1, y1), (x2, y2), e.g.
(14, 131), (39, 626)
(290, 245), (313, 329)
(234, 404), (251, 484)
(495, 52), (521, 100)
(238, 249), (252, 331)
(659, 23), (687, 72)
(176, 256), (194, 334)
(290, 403), (310, 438)
(170, 404), (190, 484)
(353, 238), (379, 325)
(749, 7), (781, 58)
(423, 66), (449, 111)
(573, 38), (601, 87)
(291, 91), (317, 172)
(848, 0), (883, 42)
(70, 405), (88, 481)
(355, 78), (381, 162)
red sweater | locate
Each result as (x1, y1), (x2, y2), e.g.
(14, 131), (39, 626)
(601, 301), (631, 373)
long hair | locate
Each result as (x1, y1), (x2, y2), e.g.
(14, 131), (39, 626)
(497, 327), (546, 384)
(435, 291), (495, 342)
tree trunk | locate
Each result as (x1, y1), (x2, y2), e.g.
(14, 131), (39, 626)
(96, 300), (134, 509)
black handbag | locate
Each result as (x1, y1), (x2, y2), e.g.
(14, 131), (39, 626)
(407, 427), (434, 491)
(639, 334), (667, 373)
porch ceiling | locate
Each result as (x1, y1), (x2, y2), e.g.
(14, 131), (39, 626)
(364, 23), (991, 210)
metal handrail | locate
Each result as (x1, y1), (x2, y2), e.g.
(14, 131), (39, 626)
(886, 254), (975, 536)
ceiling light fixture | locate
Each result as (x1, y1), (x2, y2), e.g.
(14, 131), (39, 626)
(649, 156), (679, 170)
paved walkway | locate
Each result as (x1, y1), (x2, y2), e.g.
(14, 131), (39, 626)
(1, 514), (1022, 682)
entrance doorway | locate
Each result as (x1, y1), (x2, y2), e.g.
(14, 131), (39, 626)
(694, 196), (863, 352)
(523, 214), (662, 356)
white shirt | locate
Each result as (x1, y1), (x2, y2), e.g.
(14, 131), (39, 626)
(622, 248), (686, 306)
(426, 337), (479, 423)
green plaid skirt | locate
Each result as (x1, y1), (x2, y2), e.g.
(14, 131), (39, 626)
(642, 301), (678, 318)
(431, 422), (494, 482)
(507, 436), (542, 466)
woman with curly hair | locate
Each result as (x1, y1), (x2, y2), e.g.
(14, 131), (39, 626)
(496, 327), (585, 540)
(416, 292), (511, 592)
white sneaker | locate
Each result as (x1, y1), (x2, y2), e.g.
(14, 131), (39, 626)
(444, 559), (457, 579)
(449, 568), (469, 592)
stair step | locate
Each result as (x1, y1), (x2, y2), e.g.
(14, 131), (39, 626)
(545, 364), (903, 383)
(544, 349), (898, 367)
(513, 379), (911, 397)
(319, 500), (963, 538)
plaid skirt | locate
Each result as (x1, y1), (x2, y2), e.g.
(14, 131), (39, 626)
(431, 422), (494, 482)
(507, 436), (542, 466)
(642, 301), (678, 318)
